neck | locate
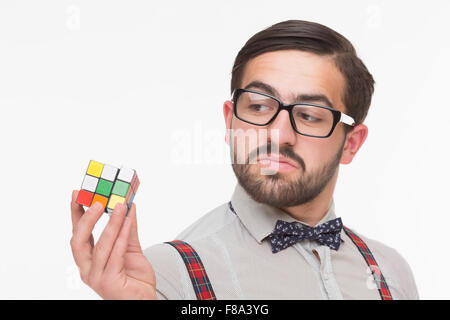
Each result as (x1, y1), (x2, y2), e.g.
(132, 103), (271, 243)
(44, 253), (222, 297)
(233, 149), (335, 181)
(280, 170), (338, 227)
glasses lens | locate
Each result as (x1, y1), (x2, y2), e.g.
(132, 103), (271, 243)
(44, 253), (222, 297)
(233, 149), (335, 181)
(236, 91), (279, 125)
(292, 105), (334, 137)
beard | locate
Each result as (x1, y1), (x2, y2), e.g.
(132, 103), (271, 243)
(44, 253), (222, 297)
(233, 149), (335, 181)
(231, 137), (345, 208)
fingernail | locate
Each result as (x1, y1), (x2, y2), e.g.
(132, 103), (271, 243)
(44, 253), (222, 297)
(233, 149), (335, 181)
(111, 203), (125, 215)
(92, 202), (103, 211)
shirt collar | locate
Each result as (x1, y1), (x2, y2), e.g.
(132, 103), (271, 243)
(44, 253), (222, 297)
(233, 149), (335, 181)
(230, 183), (341, 244)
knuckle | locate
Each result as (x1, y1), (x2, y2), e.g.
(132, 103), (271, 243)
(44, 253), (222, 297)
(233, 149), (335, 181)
(108, 214), (124, 228)
(93, 243), (107, 257)
(127, 242), (142, 253)
(113, 236), (126, 249)
(70, 237), (80, 250)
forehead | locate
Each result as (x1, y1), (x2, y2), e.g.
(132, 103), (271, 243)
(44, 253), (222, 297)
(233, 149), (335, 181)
(240, 50), (346, 111)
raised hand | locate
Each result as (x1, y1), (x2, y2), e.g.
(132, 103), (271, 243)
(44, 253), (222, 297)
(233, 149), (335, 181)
(70, 190), (157, 299)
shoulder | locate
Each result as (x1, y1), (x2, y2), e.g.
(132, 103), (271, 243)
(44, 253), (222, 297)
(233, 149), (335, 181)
(143, 201), (238, 299)
(175, 201), (238, 242)
(143, 242), (188, 299)
(344, 227), (419, 300)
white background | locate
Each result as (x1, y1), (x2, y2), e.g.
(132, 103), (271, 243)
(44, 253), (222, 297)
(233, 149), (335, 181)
(0, 0), (449, 299)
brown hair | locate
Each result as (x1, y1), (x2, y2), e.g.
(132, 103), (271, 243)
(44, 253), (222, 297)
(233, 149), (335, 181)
(231, 20), (375, 134)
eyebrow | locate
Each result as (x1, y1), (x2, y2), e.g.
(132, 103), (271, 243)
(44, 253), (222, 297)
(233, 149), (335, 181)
(243, 80), (335, 109)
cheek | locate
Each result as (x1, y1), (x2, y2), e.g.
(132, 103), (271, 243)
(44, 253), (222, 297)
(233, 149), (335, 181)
(230, 120), (266, 157)
(232, 118), (270, 144)
(294, 139), (335, 169)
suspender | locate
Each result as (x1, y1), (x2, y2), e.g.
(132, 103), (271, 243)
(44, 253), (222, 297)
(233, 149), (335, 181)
(165, 240), (216, 300)
(166, 202), (393, 300)
(342, 226), (393, 300)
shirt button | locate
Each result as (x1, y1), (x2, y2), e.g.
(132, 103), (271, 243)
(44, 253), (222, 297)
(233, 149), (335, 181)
(323, 273), (329, 281)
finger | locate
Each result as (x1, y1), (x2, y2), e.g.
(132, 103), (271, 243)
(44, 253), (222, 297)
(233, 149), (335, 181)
(89, 203), (128, 282)
(70, 190), (85, 233)
(70, 200), (105, 278)
(105, 204), (134, 274)
(71, 190), (94, 247)
(126, 203), (143, 253)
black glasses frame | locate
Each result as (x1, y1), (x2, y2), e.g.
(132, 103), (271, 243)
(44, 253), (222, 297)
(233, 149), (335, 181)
(232, 88), (355, 138)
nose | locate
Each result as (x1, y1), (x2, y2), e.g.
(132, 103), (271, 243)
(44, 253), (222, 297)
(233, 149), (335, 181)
(267, 109), (297, 146)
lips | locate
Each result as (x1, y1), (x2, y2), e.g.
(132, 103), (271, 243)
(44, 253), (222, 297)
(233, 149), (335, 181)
(257, 154), (298, 169)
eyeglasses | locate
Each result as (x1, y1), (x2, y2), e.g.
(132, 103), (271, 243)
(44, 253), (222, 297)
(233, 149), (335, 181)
(232, 88), (355, 138)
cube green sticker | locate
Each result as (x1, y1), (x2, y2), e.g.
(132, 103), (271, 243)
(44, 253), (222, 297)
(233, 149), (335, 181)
(96, 179), (114, 197)
(112, 180), (130, 197)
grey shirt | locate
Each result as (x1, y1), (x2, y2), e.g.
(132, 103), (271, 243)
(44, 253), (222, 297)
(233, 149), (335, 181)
(143, 183), (419, 299)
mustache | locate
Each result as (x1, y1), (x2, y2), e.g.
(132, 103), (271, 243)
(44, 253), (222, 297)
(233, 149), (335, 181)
(248, 143), (306, 172)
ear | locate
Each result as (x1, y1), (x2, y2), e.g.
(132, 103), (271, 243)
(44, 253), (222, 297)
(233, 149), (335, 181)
(223, 100), (233, 145)
(340, 124), (368, 164)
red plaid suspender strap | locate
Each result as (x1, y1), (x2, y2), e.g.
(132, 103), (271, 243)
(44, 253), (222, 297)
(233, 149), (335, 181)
(342, 226), (393, 300)
(165, 240), (217, 300)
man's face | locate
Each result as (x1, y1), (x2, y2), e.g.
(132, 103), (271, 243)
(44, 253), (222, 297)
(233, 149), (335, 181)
(224, 49), (355, 208)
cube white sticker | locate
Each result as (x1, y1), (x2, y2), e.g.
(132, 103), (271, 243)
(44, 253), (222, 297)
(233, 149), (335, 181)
(117, 167), (134, 183)
(81, 174), (98, 192)
(101, 164), (118, 181)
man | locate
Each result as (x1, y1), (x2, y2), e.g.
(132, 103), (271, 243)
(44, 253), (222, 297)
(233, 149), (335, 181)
(70, 20), (419, 299)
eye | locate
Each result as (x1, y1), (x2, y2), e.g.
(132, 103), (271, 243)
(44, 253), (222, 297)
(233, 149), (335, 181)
(249, 104), (272, 112)
(297, 112), (321, 122)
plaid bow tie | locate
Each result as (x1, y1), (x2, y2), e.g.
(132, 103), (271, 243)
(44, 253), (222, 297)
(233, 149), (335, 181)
(268, 217), (343, 253)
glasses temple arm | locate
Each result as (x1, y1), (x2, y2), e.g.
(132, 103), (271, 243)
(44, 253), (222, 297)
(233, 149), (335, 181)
(340, 113), (356, 126)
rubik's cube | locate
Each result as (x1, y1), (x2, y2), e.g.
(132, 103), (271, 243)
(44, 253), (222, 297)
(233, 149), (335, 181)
(76, 160), (140, 213)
